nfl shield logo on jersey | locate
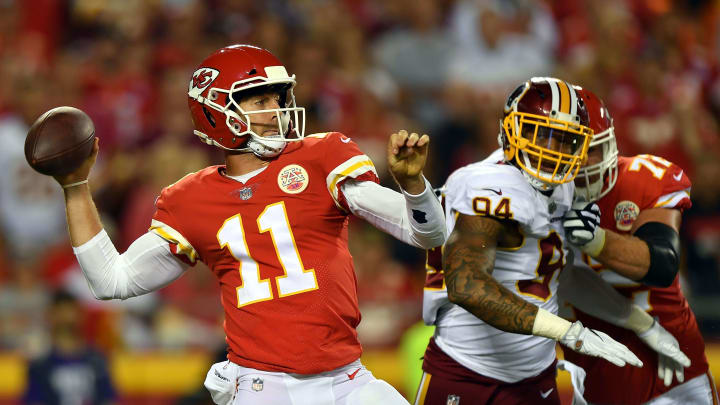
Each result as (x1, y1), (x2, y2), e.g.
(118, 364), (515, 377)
(231, 184), (258, 200)
(548, 200), (557, 214)
(251, 377), (264, 392)
(237, 187), (253, 200)
(446, 394), (460, 405)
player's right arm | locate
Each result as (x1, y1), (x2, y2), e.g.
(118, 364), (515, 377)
(444, 213), (642, 367)
(565, 157), (691, 287)
(53, 139), (189, 300)
(564, 202), (681, 286)
(54, 138), (103, 247)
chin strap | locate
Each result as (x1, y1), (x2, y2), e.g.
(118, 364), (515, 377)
(195, 129), (288, 158)
(521, 170), (556, 192)
(247, 135), (287, 158)
(232, 109), (292, 158)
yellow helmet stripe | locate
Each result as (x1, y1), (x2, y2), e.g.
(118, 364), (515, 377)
(557, 80), (571, 114)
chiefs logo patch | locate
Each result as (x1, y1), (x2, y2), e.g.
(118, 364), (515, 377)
(278, 164), (309, 194)
(614, 200), (640, 231)
(188, 68), (220, 99)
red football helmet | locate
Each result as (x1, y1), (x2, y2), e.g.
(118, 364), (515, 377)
(187, 44), (305, 157)
(499, 77), (594, 190)
(573, 87), (618, 202)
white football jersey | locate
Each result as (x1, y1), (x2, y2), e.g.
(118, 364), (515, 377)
(423, 149), (574, 382)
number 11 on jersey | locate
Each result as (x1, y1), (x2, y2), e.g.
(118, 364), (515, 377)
(217, 202), (318, 307)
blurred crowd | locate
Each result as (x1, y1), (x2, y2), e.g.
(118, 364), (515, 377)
(0, 0), (720, 401)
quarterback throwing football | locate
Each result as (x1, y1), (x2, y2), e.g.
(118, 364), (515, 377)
(52, 45), (447, 405)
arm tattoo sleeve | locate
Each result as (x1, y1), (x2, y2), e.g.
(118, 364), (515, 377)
(443, 214), (538, 334)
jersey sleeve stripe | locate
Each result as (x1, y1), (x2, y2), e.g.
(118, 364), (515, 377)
(305, 132), (330, 139)
(149, 219), (199, 263)
(654, 189), (691, 208)
(325, 155), (377, 202)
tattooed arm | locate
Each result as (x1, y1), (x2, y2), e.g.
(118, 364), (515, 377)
(443, 213), (643, 367)
(443, 213), (538, 334)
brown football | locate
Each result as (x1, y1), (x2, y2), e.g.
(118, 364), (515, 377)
(24, 106), (95, 176)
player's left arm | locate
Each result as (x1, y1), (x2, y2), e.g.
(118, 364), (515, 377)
(385, 130), (446, 248)
(342, 180), (446, 249)
(445, 214), (642, 367)
(341, 130), (446, 249)
(387, 129), (428, 194)
(564, 204), (681, 287)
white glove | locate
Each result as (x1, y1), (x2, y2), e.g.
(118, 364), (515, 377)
(637, 319), (691, 386)
(563, 201), (606, 256)
(560, 321), (643, 368)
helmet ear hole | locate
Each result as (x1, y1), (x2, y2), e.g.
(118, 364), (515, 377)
(202, 107), (216, 128)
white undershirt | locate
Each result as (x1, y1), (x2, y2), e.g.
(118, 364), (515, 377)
(73, 176), (446, 300)
(224, 166), (267, 184)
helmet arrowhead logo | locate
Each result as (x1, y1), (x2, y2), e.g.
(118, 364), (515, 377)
(188, 68), (220, 99)
(192, 70), (213, 88)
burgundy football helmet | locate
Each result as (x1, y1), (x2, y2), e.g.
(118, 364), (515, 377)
(499, 77), (594, 190)
(187, 45), (305, 157)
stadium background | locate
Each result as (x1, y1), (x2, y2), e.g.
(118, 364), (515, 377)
(0, 0), (719, 403)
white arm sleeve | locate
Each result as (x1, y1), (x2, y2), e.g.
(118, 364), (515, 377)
(558, 264), (652, 332)
(72, 229), (190, 300)
(341, 177), (447, 249)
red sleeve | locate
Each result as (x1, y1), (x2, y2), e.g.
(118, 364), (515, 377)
(650, 161), (692, 211)
(316, 132), (380, 211)
(617, 155), (692, 211)
(152, 187), (177, 229)
(149, 186), (199, 265)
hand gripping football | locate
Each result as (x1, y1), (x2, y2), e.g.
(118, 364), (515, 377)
(24, 106), (95, 176)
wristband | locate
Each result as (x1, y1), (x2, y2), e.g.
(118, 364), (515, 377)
(625, 304), (655, 334)
(62, 179), (89, 189)
(532, 308), (572, 341)
(581, 227), (606, 258)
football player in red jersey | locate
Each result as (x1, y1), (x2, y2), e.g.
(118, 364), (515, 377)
(51, 45), (447, 405)
(560, 88), (718, 404)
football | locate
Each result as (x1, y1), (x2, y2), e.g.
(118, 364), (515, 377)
(24, 106), (95, 177)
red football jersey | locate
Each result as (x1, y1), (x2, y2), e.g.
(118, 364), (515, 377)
(150, 132), (379, 374)
(565, 154), (708, 404)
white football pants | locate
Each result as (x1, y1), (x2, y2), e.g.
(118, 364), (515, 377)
(204, 358), (410, 405)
